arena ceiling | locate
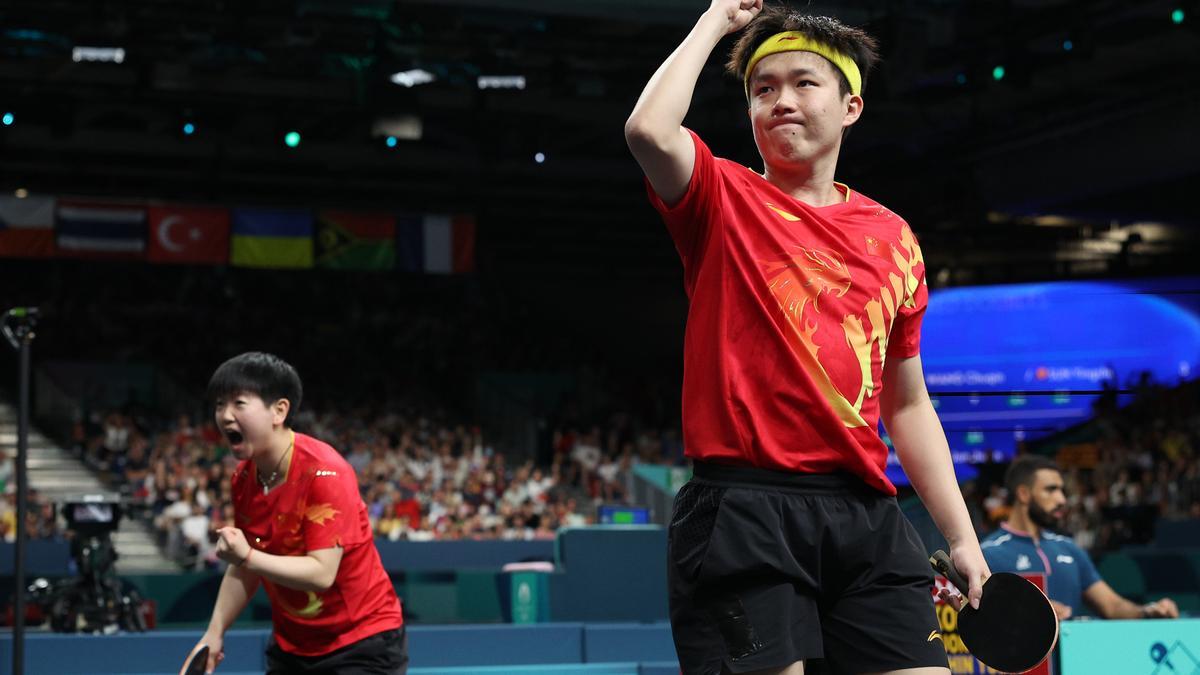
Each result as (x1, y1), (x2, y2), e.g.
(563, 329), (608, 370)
(1, 0), (1197, 284)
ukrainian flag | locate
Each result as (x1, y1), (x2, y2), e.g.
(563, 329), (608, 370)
(230, 208), (313, 269)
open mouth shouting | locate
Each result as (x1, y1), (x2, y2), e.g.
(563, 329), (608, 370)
(224, 428), (246, 452)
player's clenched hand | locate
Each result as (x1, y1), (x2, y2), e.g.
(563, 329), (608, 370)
(951, 545), (990, 611)
(214, 526), (252, 566)
(708, 0), (763, 35)
(194, 631), (225, 674)
(937, 546), (990, 611)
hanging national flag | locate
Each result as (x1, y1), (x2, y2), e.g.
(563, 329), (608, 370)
(315, 211), (395, 270)
(147, 204), (231, 265)
(55, 200), (147, 259)
(230, 208), (313, 269)
(396, 213), (475, 274)
(0, 195), (56, 258)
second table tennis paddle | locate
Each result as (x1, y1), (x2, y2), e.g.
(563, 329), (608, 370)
(930, 549), (1058, 674)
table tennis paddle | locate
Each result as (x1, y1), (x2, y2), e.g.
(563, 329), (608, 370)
(179, 644), (209, 675)
(930, 550), (1058, 674)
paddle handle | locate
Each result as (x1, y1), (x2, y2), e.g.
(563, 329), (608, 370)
(180, 644), (209, 675)
(930, 549), (970, 594)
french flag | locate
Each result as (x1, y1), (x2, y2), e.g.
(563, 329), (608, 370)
(396, 213), (475, 274)
(56, 200), (147, 259)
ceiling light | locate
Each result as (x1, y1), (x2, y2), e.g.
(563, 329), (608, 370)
(390, 69), (435, 87)
(478, 75), (526, 90)
(72, 46), (125, 63)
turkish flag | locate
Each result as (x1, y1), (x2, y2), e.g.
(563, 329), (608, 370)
(146, 205), (231, 264)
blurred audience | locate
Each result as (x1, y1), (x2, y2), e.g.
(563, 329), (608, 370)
(27, 369), (1200, 569)
(77, 405), (676, 569)
(0, 488), (59, 542)
(75, 373), (1200, 567)
(959, 376), (1200, 554)
(1, 443), (58, 541)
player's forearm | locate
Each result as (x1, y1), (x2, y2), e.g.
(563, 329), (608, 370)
(625, 10), (728, 145)
(1099, 595), (1144, 619)
(888, 400), (979, 549)
(243, 550), (335, 593)
(206, 563), (259, 635)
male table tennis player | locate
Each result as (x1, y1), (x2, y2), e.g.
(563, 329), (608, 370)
(625, 1), (989, 673)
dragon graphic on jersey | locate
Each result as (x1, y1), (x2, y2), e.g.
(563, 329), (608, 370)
(762, 213), (924, 428)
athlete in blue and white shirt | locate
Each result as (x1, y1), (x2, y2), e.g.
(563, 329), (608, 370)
(981, 455), (1178, 620)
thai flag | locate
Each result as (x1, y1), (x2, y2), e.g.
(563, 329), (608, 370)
(55, 200), (147, 259)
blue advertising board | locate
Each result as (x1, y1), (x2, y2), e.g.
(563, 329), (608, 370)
(886, 277), (1200, 485)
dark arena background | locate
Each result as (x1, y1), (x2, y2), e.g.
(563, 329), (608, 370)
(1, 1), (1198, 673)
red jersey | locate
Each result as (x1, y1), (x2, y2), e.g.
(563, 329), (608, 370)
(232, 432), (403, 656)
(647, 130), (929, 495)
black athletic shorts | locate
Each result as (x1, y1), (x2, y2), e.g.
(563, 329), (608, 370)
(266, 627), (408, 675)
(667, 461), (948, 674)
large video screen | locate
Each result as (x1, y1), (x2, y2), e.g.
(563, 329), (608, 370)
(886, 277), (1200, 485)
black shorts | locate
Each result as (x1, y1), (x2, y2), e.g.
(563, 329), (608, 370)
(266, 627), (408, 675)
(667, 462), (948, 675)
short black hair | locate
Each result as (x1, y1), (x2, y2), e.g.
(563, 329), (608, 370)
(1004, 455), (1060, 505)
(726, 8), (882, 99)
(207, 352), (302, 426)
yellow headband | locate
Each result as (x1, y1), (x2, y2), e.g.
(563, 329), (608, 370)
(743, 31), (862, 99)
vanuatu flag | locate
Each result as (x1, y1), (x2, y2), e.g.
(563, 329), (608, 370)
(315, 211), (395, 270)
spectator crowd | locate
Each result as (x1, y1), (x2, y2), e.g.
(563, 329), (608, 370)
(10, 372), (1198, 572)
(66, 404), (688, 569)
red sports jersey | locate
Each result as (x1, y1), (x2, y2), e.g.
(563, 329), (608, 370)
(232, 432), (403, 656)
(647, 130), (929, 495)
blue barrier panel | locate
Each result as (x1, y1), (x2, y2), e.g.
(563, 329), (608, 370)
(551, 527), (668, 623)
(1059, 618), (1200, 674)
(407, 623), (584, 667)
(0, 623), (680, 674)
(0, 540), (71, 575)
(583, 622), (676, 663)
(376, 540), (554, 571)
(0, 629), (267, 675)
